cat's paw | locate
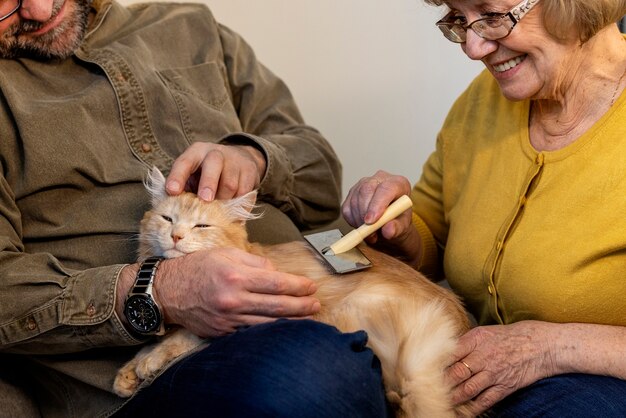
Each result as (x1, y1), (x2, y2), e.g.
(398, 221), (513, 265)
(135, 354), (167, 381)
(113, 367), (141, 398)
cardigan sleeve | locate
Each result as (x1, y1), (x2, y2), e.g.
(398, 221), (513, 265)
(411, 131), (448, 279)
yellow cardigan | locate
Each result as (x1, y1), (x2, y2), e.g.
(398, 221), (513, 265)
(412, 69), (626, 326)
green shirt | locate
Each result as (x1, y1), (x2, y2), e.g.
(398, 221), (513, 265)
(412, 69), (626, 327)
(0, 1), (341, 416)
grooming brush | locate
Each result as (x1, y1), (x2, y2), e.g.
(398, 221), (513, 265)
(303, 195), (412, 274)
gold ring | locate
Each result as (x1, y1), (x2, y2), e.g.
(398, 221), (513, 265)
(461, 360), (473, 375)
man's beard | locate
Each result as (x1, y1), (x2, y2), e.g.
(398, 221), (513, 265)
(0, 0), (91, 60)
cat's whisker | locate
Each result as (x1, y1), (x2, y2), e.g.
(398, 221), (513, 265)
(140, 235), (162, 243)
(103, 233), (142, 243)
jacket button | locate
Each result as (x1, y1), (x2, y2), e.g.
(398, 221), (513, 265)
(141, 143), (152, 152)
(26, 317), (36, 331)
(87, 303), (97, 317)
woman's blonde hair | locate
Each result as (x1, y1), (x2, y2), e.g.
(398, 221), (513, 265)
(425, 0), (626, 43)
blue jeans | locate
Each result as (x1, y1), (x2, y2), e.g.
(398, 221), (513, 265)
(113, 319), (389, 418)
(488, 373), (626, 417)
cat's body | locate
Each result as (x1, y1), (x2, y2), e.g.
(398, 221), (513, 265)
(114, 168), (471, 417)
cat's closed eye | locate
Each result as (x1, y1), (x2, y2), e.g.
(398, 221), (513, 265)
(194, 224), (211, 228)
(161, 215), (173, 222)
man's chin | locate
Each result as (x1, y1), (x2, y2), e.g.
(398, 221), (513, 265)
(0, 0), (90, 60)
(0, 44), (75, 61)
(5, 27), (86, 60)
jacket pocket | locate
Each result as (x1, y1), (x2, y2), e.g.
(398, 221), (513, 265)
(157, 62), (239, 142)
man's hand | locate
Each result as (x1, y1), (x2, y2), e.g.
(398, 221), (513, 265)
(166, 142), (267, 201)
(153, 248), (320, 337)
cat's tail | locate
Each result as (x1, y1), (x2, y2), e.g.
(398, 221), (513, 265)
(358, 298), (462, 418)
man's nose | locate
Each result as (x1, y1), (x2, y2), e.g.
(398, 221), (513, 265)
(18, 0), (55, 22)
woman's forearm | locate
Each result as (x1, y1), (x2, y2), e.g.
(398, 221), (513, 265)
(551, 322), (626, 379)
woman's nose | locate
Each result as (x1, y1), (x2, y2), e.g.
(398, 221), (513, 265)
(461, 29), (498, 61)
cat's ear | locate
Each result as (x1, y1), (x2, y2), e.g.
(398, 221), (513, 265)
(144, 166), (168, 206)
(225, 190), (262, 223)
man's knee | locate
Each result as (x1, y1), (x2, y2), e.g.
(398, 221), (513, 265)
(212, 319), (381, 387)
(117, 320), (389, 418)
(198, 319), (388, 417)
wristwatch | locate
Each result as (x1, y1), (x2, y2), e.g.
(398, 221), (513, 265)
(123, 256), (166, 336)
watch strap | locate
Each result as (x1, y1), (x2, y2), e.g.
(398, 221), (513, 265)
(132, 256), (162, 295)
(127, 256), (165, 335)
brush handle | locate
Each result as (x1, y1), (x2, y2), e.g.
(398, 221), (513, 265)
(328, 194), (413, 255)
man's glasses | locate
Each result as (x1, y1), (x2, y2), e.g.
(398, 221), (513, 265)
(0, 0), (21, 22)
(436, 0), (540, 43)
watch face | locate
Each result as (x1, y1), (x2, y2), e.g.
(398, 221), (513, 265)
(124, 295), (162, 334)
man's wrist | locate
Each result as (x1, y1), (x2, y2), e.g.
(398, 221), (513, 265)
(123, 257), (166, 335)
(220, 134), (268, 180)
(116, 263), (139, 327)
(242, 144), (267, 178)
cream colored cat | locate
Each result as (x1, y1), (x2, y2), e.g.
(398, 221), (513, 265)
(113, 168), (472, 418)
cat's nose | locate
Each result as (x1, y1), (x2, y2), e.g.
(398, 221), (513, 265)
(172, 234), (183, 243)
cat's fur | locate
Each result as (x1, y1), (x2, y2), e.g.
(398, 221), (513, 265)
(114, 168), (472, 417)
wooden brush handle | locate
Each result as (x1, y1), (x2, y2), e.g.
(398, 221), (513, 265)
(328, 195), (413, 255)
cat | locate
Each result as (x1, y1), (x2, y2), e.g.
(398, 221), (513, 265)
(113, 167), (472, 418)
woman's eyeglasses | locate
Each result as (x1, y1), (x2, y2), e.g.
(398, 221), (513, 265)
(436, 0), (540, 43)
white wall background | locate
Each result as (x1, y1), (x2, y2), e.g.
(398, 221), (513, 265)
(124, 0), (484, 196)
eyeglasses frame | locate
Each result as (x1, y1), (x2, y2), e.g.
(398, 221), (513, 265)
(436, 0), (541, 43)
(0, 0), (21, 22)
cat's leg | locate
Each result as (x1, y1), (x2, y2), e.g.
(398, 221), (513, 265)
(135, 329), (205, 381)
(114, 363), (141, 397)
(113, 344), (156, 397)
(113, 330), (204, 398)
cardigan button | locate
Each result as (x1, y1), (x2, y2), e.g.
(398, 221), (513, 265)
(535, 153), (544, 165)
(141, 143), (152, 153)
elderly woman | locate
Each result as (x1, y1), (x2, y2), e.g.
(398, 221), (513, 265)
(343, 0), (626, 416)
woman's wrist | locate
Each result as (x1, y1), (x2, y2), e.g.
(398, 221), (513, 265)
(384, 225), (424, 270)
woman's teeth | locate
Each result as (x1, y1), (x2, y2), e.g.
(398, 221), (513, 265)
(494, 55), (525, 72)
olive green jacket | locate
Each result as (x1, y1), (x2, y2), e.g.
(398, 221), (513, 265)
(0, 1), (341, 416)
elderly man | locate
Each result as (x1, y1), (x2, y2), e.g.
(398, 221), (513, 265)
(0, 0), (389, 416)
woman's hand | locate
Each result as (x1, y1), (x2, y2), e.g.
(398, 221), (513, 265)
(446, 321), (558, 415)
(165, 142), (267, 201)
(342, 170), (421, 265)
